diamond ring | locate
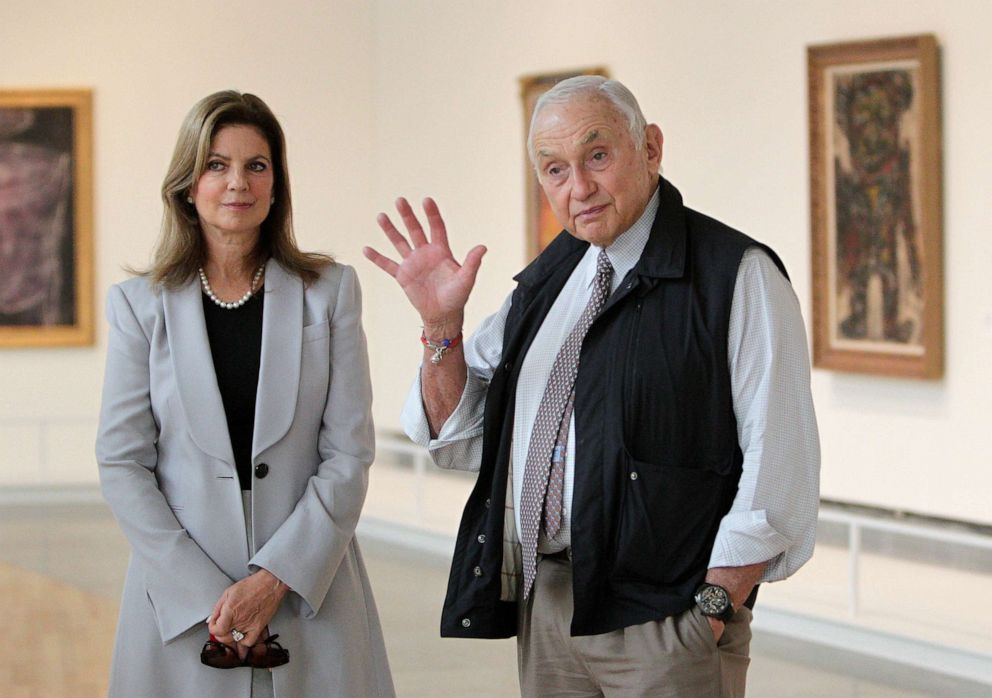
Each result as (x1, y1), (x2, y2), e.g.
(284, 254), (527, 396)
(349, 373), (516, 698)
(231, 628), (246, 642)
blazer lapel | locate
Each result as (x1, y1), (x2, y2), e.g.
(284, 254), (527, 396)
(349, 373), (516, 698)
(163, 278), (236, 466)
(252, 260), (302, 458)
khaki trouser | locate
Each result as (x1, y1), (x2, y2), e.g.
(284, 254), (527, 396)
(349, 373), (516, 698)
(518, 555), (752, 698)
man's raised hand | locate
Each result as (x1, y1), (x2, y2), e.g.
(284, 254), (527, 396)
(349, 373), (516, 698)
(363, 197), (486, 336)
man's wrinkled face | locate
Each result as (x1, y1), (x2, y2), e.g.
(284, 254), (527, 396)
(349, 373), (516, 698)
(532, 96), (662, 248)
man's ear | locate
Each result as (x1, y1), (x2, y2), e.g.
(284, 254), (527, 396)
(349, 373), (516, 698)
(644, 123), (664, 171)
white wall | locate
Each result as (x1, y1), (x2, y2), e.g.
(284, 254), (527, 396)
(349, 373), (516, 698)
(364, 0), (992, 526)
(0, 0), (375, 483)
(3, 1), (990, 525)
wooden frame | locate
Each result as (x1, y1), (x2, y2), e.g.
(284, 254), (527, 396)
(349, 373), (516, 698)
(0, 89), (94, 347)
(519, 67), (608, 260)
(808, 35), (942, 378)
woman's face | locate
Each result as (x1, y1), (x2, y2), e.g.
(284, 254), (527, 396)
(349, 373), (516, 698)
(190, 124), (274, 241)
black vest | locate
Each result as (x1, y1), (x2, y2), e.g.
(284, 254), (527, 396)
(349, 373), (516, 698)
(439, 178), (788, 639)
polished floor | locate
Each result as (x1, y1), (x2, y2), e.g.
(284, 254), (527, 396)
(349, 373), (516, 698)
(2, 502), (989, 697)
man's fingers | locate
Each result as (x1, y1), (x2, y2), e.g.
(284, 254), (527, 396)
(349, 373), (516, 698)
(362, 246), (400, 277)
(459, 245), (487, 286)
(396, 197), (429, 247)
(423, 197), (449, 249)
(707, 616), (724, 642)
(376, 213), (413, 258)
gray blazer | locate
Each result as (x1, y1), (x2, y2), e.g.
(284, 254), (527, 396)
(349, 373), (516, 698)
(96, 260), (394, 697)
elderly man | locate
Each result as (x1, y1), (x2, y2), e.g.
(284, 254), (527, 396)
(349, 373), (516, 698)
(364, 76), (819, 697)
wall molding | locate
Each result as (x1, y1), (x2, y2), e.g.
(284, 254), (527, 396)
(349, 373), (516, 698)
(752, 606), (992, 686)
(0, 483), (103, 506)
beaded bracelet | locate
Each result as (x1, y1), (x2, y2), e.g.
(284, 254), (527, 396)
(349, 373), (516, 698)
(421, 331), (463, 365)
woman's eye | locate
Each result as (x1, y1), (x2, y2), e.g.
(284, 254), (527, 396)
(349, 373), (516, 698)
(248, 161), (268, 172)
(206, 160), (225, 171)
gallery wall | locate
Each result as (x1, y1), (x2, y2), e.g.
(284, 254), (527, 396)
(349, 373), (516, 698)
(2, 0), (989, 525)
(0, 0), (376, 484)
(363, 0), (992, 525)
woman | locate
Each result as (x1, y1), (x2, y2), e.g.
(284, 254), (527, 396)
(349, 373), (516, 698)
(96, 91), (395, 697)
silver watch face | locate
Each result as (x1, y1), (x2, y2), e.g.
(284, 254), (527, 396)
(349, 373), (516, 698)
(695, 584), (730, 615)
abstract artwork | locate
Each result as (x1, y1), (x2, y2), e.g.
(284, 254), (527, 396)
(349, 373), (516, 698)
(808, 36), (942, 378)
(0, 90), (93, 347)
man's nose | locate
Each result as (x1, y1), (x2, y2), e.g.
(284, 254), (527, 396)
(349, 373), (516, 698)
(571, 167), (595, 200)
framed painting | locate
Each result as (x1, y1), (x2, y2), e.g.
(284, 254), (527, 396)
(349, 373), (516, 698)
(519, 67), (608, 260)
(808, 35), (942, 378)
(0, 89), (93, 348)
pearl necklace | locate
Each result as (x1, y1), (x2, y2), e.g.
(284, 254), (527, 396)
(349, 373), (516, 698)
(198, 264), (265, 310)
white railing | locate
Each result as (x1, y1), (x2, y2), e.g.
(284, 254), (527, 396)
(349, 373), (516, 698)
(0, 415), (97, 488)
(370, 435), (992, 683)
(819, 504), (992, 618)
(376, 433), (435, 522)
(375, 434), (992, 621)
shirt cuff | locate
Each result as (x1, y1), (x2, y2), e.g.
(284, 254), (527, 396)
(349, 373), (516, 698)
(707, 509), (793, 583)
(400, 367), (488, 449)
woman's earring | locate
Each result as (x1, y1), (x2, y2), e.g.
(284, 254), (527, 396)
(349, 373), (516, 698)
(186, 195), (194, 204)
(270, 197), (275, 205)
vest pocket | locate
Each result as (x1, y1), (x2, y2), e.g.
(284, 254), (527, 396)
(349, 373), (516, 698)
(612, 453), (726, 585)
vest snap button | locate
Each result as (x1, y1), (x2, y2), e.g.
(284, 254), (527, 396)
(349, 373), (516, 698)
(477, 534), (486, 543)
(462, 618), (471, 628)
(630, 471), (639, 481)
(473, 566), (483, 576)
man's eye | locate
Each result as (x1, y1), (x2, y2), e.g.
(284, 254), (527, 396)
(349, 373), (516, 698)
(592, 151), (607, 161)
(547, 166), (562, 176)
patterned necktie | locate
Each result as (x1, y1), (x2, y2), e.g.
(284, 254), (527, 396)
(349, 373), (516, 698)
(519, 249), (613, 599)
(543, 390), (575, 540)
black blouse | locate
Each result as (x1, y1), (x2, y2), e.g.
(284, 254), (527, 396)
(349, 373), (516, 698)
(202, 290), (264, 489)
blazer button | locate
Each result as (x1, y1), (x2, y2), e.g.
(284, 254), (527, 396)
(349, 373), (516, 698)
(477, 534), (487, 544)
(461, 618), (472, 628)
(255, 463), (270, 479)
(473, 566), (483, 576)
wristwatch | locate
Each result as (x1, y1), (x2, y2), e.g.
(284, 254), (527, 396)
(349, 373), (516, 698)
(694, 583), (735, 623)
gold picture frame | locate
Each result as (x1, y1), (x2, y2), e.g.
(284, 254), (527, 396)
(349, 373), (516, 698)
(808, 35), (943, 378)
(0, 89), (94, 348)
(519, 67), (608, 261)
